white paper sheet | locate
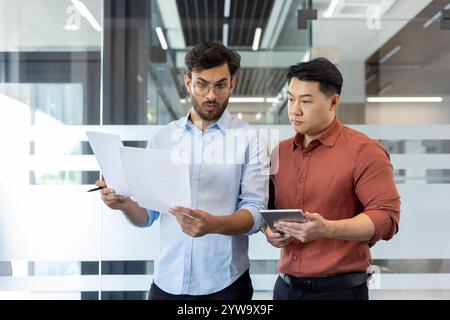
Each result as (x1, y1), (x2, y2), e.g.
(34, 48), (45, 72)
(85, 131), (130, 196)
(120, 146), (191, 213)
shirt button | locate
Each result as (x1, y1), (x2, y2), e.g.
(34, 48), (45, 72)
(292, 256), (298, 261)
(299, 178), (303, 182)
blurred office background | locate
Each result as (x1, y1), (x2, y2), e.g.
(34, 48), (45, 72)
(1, 0), (450, 299)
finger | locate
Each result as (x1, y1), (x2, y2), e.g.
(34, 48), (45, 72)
(275, 221), (290, 228)
(169, 209), (191, 224)
(183, 227), (196, 237)
(171, 206), (194, 215)
(269, 239), (281, 247)
(304, 212), (320, 221)
(101, 188), (116, 196)
(266, 228), (281, 238)
(96, 180), (107, 188)
(274, 222), (282, 229)
(102, 194), (123, 202)
(268, 233), (282, 240)
(275, 240), (288, 248)
(274, 223), (288, 233)
(280, 232), (292, 240)
(185, 210), (202, 219)
(110, 194), (124, 201)
(277, 221), (305, 230)
(179, 221), (199, 236)
(278, 241), (290, 247)
(104, 200), (119, 208)
(170, 207), (197, 220)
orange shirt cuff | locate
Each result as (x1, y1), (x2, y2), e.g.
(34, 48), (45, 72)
(364, 210), (397, 245)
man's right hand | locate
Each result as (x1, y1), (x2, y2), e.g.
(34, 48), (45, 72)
(263, 225), (293, 248)
(96, 180), (132, 211)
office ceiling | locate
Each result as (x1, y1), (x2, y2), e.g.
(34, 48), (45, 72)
(233, 67), (286, 96)
(173, 0), (306, 99)
(176, 0), (275, 47)
(176, 0), (285, 97)
(172, 0), (445, 102)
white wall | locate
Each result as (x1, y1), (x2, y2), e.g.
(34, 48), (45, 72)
(366, 99), (450, 124)
(0, 0), (102, 51)
(339, 60), (366, 104)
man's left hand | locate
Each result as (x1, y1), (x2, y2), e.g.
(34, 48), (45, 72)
(169, 206), (217, 237)
(274, 211), (332, 243)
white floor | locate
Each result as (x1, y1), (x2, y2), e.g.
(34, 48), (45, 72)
(2, 290), (450, 300)
(253, 290), (450, 300)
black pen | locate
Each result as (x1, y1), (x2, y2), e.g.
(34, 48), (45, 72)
(87, 186), (105, 192)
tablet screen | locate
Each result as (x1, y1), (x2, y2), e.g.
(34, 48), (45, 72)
(260, 209), (307, 231)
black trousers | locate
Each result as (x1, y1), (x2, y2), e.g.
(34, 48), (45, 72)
(273, 275), (369, 300)
(148, 269), (253, 300)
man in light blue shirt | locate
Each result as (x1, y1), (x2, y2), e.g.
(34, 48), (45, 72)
(96, 42), (268, 299)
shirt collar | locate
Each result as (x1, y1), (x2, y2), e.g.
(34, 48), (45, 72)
(214, 109), (232, 132)
(182, 108), (231, 133)
(180, 112), (191, 130)
(292, 117), (343, 150)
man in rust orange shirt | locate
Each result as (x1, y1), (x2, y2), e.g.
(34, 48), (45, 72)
(263, 57), (400, 300)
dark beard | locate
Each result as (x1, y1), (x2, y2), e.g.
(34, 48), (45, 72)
(191, 96), (229, 122)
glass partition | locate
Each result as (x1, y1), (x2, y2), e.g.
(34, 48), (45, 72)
(1, 0), (449, 300)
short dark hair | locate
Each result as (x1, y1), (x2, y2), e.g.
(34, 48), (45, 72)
(287, 57), (343, 97)
(184, 41), (241, 78)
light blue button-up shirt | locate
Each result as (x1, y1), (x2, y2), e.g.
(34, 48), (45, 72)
(142, 110), (268, 295)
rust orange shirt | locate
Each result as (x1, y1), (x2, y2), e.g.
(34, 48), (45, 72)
(270, 118), (400, 278)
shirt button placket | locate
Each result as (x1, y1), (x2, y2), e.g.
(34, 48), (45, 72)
(297, 152), (307, 208)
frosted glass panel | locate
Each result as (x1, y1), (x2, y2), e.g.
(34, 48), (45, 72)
(4, 124), (450, 263)
(0, 186), (102, 261)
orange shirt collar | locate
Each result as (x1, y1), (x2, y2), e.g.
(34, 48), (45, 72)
(292, 117), (343, 150)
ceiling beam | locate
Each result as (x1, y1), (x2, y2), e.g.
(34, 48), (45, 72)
(156, 0), (185, 49)
(261, 0), (292, 49)
(175, 50), (308, 68)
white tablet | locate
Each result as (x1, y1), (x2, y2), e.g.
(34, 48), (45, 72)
(260, 209), (307, 232)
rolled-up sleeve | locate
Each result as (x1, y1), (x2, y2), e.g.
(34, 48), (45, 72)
(237, 129), (269, 235)
(354, 141), (401, 245)
(141, 209), (160, 228)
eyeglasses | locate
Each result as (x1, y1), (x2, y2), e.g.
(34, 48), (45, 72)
(191, 81), (231, 97)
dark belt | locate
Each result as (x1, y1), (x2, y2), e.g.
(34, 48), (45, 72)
(279, 272), (369, 293)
